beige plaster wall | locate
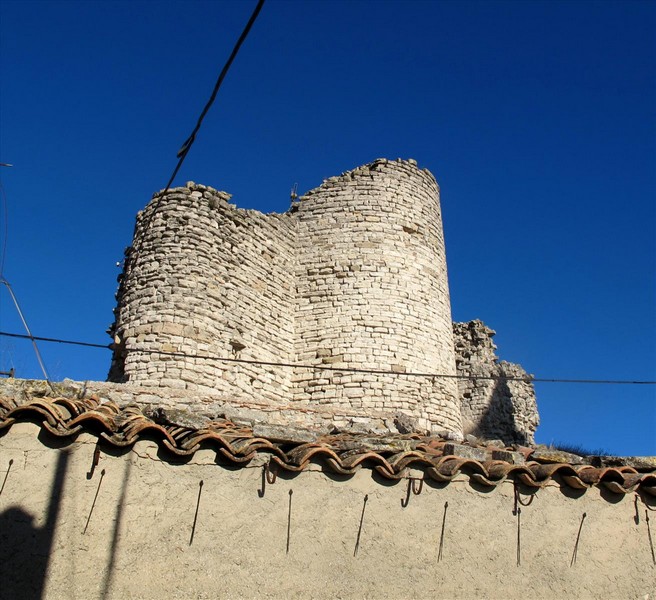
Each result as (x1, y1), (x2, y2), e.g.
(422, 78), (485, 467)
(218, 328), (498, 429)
(1, 423), (653, 600)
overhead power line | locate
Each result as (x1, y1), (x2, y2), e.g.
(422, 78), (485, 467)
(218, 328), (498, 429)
(0, 330), (654, 386)
(166, 0), (266, 191)
(136, 0), (266, 252)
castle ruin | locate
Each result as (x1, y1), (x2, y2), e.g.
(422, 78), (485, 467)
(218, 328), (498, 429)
(109, 158), (538, 443)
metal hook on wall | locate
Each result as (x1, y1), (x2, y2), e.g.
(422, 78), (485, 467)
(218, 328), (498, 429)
(570, 512), (587, 567)
(189, 480), (204, 546)
(83, 468), (106, 535)
(258, 459), (278, 498)
(0, 458), (13, 497)
(353, 494), (369, 557)
(437, 501), (448, 563)
(646, 509), (656, 566)
(86, 443), (101, 480)
(513, 481), (535, 516)
(401, 477), (424, 508)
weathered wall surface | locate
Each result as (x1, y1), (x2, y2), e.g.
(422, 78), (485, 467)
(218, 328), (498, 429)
(1, 424), (654, 600)
(109, 159), (543, 440)
(110, 159), (461, 436)
(454, 320), (539, 444)
(109, 183), (297, 404)
(293, 159), (460, 434)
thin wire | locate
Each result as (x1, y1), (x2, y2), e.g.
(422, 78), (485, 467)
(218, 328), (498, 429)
(136, 0), (266, 252)
(0, 283), (52, 388)
(0, 329), (654, 386)
(169, 0), (265, 187)
(0, 330), (109, 349)
(353, 494), (368, 557)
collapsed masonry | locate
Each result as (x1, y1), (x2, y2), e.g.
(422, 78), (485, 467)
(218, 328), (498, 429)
(109, 158), (539, 444)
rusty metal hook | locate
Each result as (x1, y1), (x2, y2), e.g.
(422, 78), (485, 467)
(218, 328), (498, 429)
(401, 477), (423, 508)
(640, 494), (656, 512)
(258, 460), (278, 497)
(437, 501), (448, 563)
(86, 442), (101, 480)
(189, 480), (203, 546)
(570, 512), (587, 567)
(83, 468), (106, 534)
(0, 458), (13, 497)
(513, 481), (535, 516)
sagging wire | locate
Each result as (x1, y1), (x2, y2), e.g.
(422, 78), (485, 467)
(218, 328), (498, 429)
(1, 329), (655, 386)
(135, 0), (266, 254)
(401, 477), (423, 508)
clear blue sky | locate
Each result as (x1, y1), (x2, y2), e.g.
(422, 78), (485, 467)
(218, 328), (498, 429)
(0, 0), (654, 455)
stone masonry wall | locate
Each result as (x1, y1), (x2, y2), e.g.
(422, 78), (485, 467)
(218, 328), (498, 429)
(109, 184), (296, 404)
(293, 159), (460, 434)
(453, 320), (539, 444)
(109, 159), (538, 438)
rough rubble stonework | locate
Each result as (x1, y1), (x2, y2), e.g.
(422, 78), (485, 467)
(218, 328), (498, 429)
(109, 158), (538, 443)
(453, 320), (539, 444)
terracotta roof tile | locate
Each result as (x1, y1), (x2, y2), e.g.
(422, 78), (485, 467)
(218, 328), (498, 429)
(1, 395), (654, 499)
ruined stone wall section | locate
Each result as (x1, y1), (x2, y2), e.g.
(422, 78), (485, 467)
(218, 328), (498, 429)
(109, 183), (296, 403)
(293, 159), (461, 434)
(453, 320), (539, 444)
(108, 160), (540, 438)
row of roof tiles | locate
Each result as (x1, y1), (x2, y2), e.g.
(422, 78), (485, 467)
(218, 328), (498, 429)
(1, 394), (654, 499)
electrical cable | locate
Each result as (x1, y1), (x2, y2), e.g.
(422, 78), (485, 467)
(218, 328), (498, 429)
(168, 0), (265, 189)
(0, 329), (653, 385)
(135, 0), (266, 252)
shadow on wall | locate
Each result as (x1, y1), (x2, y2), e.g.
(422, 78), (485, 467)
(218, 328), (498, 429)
(477, 377), (528, 446)
(99, 456), (132, 600)
(0, 450), (69, 600)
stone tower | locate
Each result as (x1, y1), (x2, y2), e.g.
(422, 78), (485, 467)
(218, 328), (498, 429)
(109, 159), (462, 436)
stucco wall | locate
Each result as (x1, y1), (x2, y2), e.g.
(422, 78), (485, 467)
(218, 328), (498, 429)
(1, 423), (653, 600)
